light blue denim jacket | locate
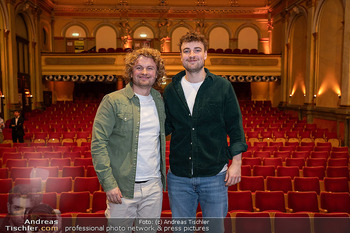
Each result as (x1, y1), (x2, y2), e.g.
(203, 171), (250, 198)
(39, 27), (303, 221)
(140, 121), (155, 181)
(91, 83), (166, 199)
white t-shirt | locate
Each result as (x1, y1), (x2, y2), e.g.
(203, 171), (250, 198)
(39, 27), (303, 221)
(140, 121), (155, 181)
(134, 93), (161, 181)
(181, 76), (203, 115)
(181, 76), (228, 173)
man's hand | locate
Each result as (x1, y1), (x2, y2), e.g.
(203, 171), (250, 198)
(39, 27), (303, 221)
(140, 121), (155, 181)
(106, 187), (123, 204)
(225, 153), (242, 186)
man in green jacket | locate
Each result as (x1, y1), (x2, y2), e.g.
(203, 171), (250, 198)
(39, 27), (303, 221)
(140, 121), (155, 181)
(164, 32), (247, 233)
(91, 48), (166, 233)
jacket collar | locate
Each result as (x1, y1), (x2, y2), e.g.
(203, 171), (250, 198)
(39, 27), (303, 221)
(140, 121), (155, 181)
(124, 82), (160, 99)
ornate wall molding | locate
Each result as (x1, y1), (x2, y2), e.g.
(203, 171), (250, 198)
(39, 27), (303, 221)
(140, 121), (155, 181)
(53, 5), (269, 19)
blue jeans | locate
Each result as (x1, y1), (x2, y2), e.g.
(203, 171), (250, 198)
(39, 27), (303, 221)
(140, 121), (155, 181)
(167, 171), (228, 233)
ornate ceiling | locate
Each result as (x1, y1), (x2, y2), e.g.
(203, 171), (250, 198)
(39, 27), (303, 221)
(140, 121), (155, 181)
(52, 0), (272, 7)
(48, 0), (285, 19)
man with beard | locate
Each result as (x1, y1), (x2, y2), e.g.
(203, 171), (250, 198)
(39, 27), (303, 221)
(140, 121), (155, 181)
(91, 48), (166, 233)
(0, 185), (42, 233)
(163, 32), (247, 233)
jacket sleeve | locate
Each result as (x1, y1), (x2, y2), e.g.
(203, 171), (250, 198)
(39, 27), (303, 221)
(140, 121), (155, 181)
(223, 82), (248, 158)
(9, 119), (14, 129)
(91, 95), (119, 192)
(164, 88), (174, 136)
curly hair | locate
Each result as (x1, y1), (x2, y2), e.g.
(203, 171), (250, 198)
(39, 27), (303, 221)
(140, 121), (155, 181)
(124, 48), (166, 88)
(178, 32), (208, 52)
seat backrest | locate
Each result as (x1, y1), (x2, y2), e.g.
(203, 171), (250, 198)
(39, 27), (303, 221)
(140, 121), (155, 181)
(274, 213), (311, 233)
(266, 176), (292, 193)
(59, 191), (90, 213)
(302, 166), (325, 180)
(326, 166), (349, 179)
(276, 166), (300, 179)
(35, 166), (59, 180)
(45, 177), (72, 193)
(62, 166), (85, 179)
(0, 179), (13, 193)
(323, 177), (349, 192)
(235, 212), (271, 233)
(228, 191), (253, 212)
(50, 158), (71, 170)
(255, 191), (285, 212)
(287, 191), (319, 212)
(239, 176), (264, 192)
(74, 177), (100, 193)
(294, 177), (320, 194)
(252, 165), (275, 178)
(320, 192), (350, 214)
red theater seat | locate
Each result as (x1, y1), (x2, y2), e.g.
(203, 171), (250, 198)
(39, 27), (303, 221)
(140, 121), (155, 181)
(14, 178), (42, 193)
(274, 213), (311, 233)
(62, 166), (85, 179)
(0, 179), (13, 193)
(227, 191), (253, 212)
(294, 177), (320, 194)
(74, 177), (100, 193)
(266, 176), (292, 193)
(320, 192), (350, 214)
(302, 166), (325, 180)
(252, 165), (275, 178)
(59, 191), (90, 213)
(10, 167), (34, 180)
(91, 191), (107, 213)
(285, 158), (305, 169)
(35, 166), (59, 180)
(50, 158), (71, 169)
(254, 191), (285, 212)
(45, 177), (72, 193)
(235, 212), (271, 233)
(323, 177), (349, 192)
(277, 166), (300, 179)
(239, 176), (264, 192)
(326, 166), (349, 179)
(287, 191), (319, 213)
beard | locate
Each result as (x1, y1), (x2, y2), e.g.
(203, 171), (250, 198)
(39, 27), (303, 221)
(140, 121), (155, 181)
(183, 60), (205, 74)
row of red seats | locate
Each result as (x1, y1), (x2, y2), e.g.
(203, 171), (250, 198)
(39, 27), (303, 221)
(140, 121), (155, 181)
(0, 176), (100, 194)
(239, 165), (349, 180)
(2, 166), (348, 193)
(0, 144), (90, 152)
(1, 151), (91, 165)
(1, 189), (348, 216)
(246, 145), (347, 154)
(1, 210), (347, 233)
(242, 149), (349, 160)
(0, 165), (96, 181)
(2, 157), (92, 169)
(207, 48), (261, 54)
(235, 176), (349, 193)
(23, 125), (92, 133)
(245, 129), (337, 139)
(231, 176), (349, 193)
(0, 190), (106, 215)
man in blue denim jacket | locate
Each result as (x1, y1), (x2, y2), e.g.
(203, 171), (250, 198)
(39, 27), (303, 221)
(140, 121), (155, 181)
(164, 32), (247, 233)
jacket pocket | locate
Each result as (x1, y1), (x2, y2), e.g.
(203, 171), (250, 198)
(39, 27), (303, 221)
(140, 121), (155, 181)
(116, 112), (133, 133)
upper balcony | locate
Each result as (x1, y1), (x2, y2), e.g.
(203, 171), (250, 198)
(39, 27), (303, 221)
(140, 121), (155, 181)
(41, 52), (281, 83)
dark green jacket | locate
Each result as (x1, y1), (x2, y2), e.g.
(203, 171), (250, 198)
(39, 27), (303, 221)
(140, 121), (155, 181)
(164, 68), (247, 178)
(91, 83), (166, 198)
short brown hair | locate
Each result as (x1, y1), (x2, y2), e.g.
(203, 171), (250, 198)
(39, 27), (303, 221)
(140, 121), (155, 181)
(179, 32), (208, 52)
(124, 48), (165, 88)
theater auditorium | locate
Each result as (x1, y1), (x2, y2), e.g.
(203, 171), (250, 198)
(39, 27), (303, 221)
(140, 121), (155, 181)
(0, 0), (349, 232)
